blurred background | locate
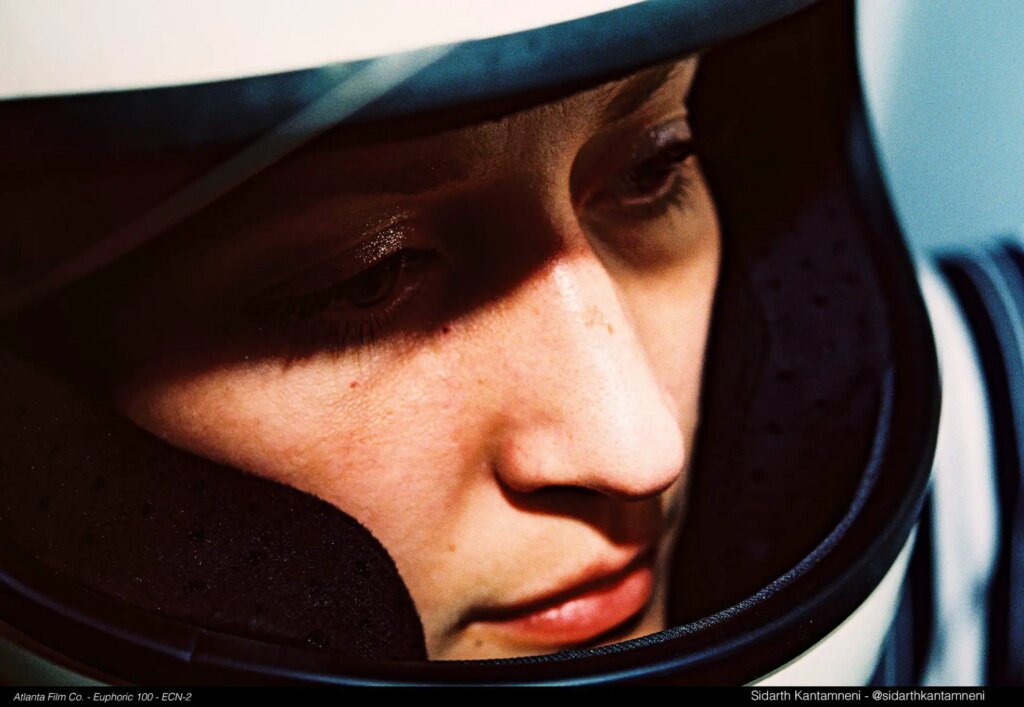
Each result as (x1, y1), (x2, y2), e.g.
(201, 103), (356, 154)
(858, 0), (1024, 255)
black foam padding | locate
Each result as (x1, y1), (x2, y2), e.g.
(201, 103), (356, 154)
(0, 346), (426, 662)
(667, 0), (890, 621)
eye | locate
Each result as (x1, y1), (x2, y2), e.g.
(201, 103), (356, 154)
(575, 119), (710, 269)
(344, 250), (424, 309)
(582, 126), (699, 223)
(615, 140), (695, 206)
(246, 248), (437, 354)
(273, 249), (432, 319)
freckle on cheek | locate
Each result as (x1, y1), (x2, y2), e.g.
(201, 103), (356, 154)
(607, 324), (614, 335)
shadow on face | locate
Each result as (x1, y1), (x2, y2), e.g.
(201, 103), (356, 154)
(13, 56), (722, 660)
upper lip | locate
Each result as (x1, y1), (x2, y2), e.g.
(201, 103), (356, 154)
(463, 545), (657, 624)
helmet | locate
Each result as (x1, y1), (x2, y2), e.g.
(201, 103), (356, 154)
(0, 0), (939, 685)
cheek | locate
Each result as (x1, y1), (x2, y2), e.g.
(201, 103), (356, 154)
(114, 347), (480, 563)
(115, 334), (524, 652)
(624, 206), (721, 431)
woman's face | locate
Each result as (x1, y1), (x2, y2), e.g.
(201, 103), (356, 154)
(100, 57), (720, 660)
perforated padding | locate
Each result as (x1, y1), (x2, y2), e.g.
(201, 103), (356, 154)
(668, 0), (890, 621)
(0, 347), (427, 662)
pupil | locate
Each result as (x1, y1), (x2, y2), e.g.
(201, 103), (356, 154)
(628, 143), (692, 195)
(346, 257), (397, 308)
(632, 157), (674, 194)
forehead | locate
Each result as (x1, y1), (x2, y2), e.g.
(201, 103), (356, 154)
(255, 57), (699, 198)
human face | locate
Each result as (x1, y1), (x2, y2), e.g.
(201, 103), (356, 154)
(100, 57), (720, 660)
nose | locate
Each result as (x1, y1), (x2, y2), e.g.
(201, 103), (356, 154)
(490, 253), (687, 501)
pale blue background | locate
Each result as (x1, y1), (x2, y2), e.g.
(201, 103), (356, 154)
(858, 0), (1024, 255)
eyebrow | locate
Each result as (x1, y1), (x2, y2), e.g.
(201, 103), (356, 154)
(600, 60), (687, 124)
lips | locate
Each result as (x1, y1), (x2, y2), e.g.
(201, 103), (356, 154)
(466, 550), (656, 648)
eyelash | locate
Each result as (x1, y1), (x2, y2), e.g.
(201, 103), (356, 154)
(251, 139), (697, 356)
(598, 139), (697, 220)
(252, 249), (436, 355)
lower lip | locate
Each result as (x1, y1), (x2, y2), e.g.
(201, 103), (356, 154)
(476, 563), (654, 647)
